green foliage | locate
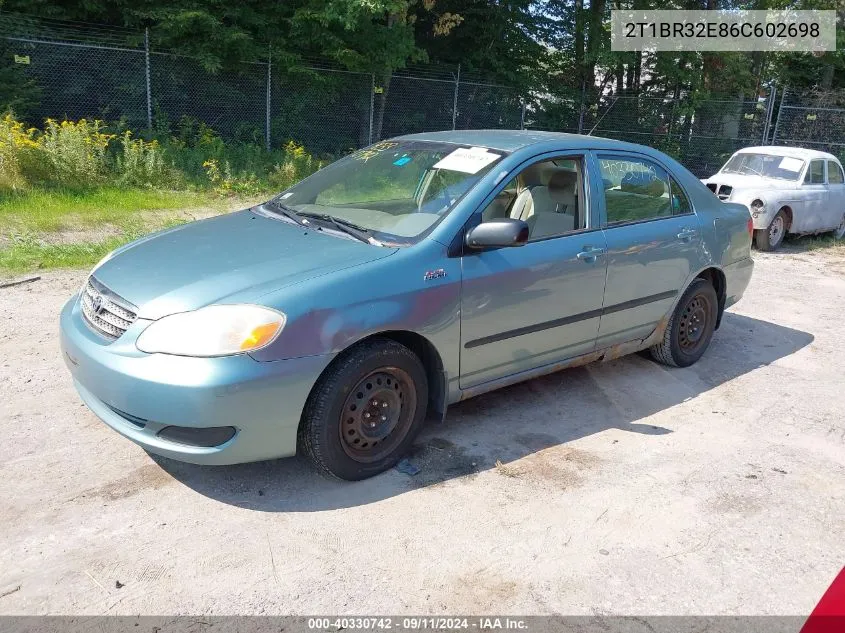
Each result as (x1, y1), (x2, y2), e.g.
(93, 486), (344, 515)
(0, 114), (324, 196)
(115, 131), (182, 188)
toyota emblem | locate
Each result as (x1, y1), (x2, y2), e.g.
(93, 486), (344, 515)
(92, 294), (104, 314)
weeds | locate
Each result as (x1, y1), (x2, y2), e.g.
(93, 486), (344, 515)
(0, 113), (325, 196)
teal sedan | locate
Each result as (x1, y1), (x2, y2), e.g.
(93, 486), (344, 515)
(60, 131), (754, 480)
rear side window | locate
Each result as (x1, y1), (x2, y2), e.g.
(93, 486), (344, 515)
(598, 156), (672, 225)
(669, 176), (692, 215)
(805, 160), (825, 184)
(828, 161), (844, 184)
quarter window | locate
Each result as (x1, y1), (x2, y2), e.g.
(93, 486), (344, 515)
(669, 176), (692, 215)
(828, 161), (844, 185)
(478, 156), (587, 241)
(805, 160), (825, 184)
(598, 156), (672, 225)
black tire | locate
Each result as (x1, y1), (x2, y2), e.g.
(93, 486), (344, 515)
(298, 337), (428, 481)
(755, 209), (787, 251)
(650, 278), (719, 368)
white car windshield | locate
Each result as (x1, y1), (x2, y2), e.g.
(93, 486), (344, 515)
(721, 153), (805, 181)
(270, 140), (506, 245)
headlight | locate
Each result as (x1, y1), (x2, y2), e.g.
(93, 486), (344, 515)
(750, 199), (765, 217)
(136, 305), (286, 357)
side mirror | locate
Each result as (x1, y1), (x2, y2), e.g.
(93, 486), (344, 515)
(465, 218), (529, 249)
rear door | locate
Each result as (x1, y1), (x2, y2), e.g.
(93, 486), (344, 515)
(594, 152), (704, 348)
(826, 160), (845, 230)
(798, 159), (830, 232)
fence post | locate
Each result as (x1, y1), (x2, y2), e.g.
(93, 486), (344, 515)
(452, 64), (460, 130)
(368, 74), (375, 145)
(763, 85), (776, 144)
(144, 28), (152, 132)
(771, 86), (786, 145)
(265, 44), (272, 151)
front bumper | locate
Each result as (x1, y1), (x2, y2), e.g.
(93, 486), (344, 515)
(60, 295), (334, 465)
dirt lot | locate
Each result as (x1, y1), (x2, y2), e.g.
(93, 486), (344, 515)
(1, 247), (844, 616)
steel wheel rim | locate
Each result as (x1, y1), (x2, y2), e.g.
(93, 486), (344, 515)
(339, 367), (417, 463)
(678, 294), (711, 352)
(835, 215), (845, 239)
(769, 215), (784, 244)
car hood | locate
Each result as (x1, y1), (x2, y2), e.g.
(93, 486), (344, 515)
(702, 173), (799, 191)
(92, 208), (397, 320)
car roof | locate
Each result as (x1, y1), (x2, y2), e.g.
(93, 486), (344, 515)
(735, 145), (839, 162)
(393, 129), (656, 153)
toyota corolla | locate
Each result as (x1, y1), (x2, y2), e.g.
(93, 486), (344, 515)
(60, 131), (754, 480)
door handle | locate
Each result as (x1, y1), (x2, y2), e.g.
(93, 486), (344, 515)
(576, 246), (606, 262)
(677, 228), (697, 242)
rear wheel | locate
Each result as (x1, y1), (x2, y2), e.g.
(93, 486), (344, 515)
(834, 213), (845, 240)
(755, 210), (787, 251)
(298, 337), (428, 480)
(650, 278), (718, 368)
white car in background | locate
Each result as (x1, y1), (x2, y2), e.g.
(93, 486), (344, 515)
(703, 146), (845, 251)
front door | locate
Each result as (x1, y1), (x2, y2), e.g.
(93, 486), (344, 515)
(459, 154), (607, 388)
(594, 153), (706, 348)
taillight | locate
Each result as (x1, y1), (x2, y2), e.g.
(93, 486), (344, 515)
(747, 217), (754, 241)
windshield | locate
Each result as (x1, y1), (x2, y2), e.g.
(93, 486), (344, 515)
(720, 153), (805, 181)
(270, 140), (506, 244)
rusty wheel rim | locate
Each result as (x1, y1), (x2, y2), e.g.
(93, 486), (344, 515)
(339, 367), (417, 463)
(678, 294), (711, 352)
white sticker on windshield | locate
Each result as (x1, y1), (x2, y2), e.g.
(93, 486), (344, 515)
(433, 147), (501, 174)
(779, 157), (803, 172)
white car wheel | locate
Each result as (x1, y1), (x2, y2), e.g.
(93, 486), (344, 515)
(756, 210), (787, 251)
(835, 214), (845, 240)
(769, 214), (785, 245)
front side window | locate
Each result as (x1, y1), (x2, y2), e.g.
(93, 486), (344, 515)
(478, 156), (587, 241)
(721, 153), (804, 181)
(273, 141), (506, 244)
(598, 156), (672, 225)
(828, 161), (844, 185)
(805, 159), (826, 184)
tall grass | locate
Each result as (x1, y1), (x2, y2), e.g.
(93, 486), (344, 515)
(0, 114), (324, 197)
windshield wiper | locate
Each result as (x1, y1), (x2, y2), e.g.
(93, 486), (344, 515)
(298, 212), (383, 246)
(264, 199), (305, 225)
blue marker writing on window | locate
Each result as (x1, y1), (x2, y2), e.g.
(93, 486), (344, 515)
(393, 156), (412, 166)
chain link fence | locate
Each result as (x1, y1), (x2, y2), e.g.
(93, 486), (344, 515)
(2, 13), (845, 176)
(525, 89), (774, 177)
(770, 88), (845, 163)
(0, 15), (521, 157)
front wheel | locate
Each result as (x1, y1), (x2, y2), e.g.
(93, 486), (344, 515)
(650, 278), (718, 368)
(755, 210), (787, 251)
(298, 338), (428, 480)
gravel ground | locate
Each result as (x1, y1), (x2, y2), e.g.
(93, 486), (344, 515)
(1, 247), (843, 616)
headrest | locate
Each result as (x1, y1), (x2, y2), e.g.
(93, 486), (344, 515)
(517, 163), (547, 188)
(548, 170), (578, 203)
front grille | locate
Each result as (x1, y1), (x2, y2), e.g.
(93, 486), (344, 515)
(717, 185), (732, 200)
(80, 276), (138, 340)
(706, 183), (717, 194)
